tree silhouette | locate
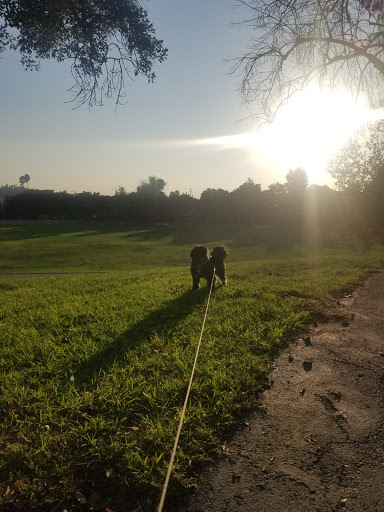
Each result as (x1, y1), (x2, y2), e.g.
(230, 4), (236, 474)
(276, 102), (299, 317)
(0, 1), (167, 107)
(236, 0), (384, 123)
(137, 176), (166, 197)
(230, 178), (263, 223)
(19, 174), (31, 188)
(285, 168), (309, 195)
(266, 183), (287, 200)
(232, 178), (262, 197)
(328, 129), (384, 191)
(282, 168), (309, 227)
(199, 188), (231, 223)
(115, 186), (128, 196)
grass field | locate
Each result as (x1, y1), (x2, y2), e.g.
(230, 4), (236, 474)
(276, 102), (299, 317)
(1, 221), (383, 511)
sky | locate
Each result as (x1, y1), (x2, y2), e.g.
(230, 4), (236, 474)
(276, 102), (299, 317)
(0, 1), (356, 197)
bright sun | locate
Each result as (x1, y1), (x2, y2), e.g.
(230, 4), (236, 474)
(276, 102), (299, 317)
(251, 85), (374, 183)
(189, 85), (381, 185)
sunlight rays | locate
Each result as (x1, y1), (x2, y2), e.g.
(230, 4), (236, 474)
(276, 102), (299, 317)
(182, 86), (382, 185)
(252, 86), (378, 183)
(122, 86), (384, 191)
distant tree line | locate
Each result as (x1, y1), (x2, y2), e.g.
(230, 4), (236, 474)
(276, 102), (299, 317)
(2, 125), (384, 249)
(1, 166), (383, 248)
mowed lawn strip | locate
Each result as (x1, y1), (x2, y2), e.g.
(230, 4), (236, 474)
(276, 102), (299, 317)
(1, 223), (383, 510)
(1, 220), (381, 275)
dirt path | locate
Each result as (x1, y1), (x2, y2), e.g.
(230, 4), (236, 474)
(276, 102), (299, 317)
(178, 271), (384, 512)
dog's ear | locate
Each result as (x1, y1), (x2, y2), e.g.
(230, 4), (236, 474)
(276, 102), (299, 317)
(190, 246), (197, 258)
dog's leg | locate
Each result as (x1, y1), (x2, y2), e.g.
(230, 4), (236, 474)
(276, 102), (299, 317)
(215, 263), (227, 285)
(192, 277), (200, 289)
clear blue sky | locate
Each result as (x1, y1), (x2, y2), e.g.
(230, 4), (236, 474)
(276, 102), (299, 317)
(0, 1), (326, 197)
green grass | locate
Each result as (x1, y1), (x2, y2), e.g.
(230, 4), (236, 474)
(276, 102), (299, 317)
(1, 221), (383, 511)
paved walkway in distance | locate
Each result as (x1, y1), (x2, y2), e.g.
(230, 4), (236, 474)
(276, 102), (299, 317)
(0, 272), (105, 278)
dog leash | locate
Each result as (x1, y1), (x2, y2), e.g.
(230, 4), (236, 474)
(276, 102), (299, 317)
(157, 268), (216, 512)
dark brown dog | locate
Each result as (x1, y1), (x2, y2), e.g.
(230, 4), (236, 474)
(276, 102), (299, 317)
(190, 245), (229, 289)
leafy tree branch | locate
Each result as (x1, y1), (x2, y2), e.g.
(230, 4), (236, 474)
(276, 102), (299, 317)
(0, 0), (167, 107)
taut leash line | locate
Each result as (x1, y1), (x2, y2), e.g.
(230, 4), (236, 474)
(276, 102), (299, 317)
(158, 270), (216, 512)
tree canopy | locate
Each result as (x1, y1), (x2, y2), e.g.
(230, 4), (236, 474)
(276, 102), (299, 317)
(328, 129), (384, 191)
(136, 175), (166, 197)
(285, 168), (309, 194)
(19, 173), (31, 188)
(236, 0), (384, 123)
(0, 0), (167, 107)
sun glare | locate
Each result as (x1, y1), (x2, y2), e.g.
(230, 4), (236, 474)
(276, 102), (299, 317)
(251, 86), (374, 183)
(179, 86), (381, 186)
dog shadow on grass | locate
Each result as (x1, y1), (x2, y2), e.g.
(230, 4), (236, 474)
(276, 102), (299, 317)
(74, 287), (212, 387)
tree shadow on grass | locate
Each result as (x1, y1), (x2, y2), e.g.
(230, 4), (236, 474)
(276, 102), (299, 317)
(74, 287), (211, 386)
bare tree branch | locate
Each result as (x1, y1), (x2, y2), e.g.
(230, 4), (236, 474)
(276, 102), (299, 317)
(234, 0), (384, 124)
